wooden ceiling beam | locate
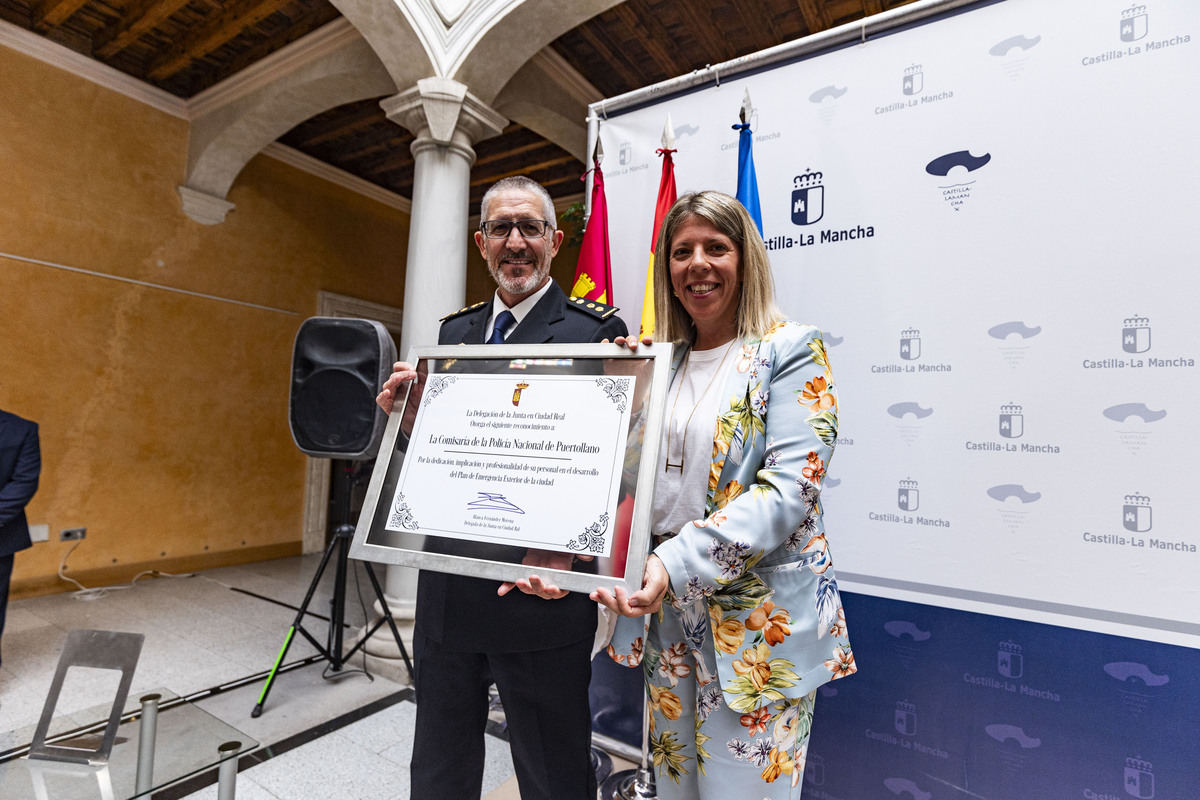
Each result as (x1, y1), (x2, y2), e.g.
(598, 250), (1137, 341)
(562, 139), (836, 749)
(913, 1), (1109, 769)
(863, 0), (885, 15)
(195, 1), (340, 92)
(145, 0), (295, 82)
(726, 0), (785, 45)
(473, 138), (558, 169)
(471, 155), (580, 187)
(292, 103), (390, 148)
(793, 0), (830, 33)
(611, 4), (684, 81)
(92, 0), (195, 58)
(32, 0), (90, 33)
(569, 25), (645, 94)
(674, 4), (735, 65)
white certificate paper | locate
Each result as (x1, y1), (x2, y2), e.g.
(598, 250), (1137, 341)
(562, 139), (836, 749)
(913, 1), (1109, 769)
(385, 372), (633, 557)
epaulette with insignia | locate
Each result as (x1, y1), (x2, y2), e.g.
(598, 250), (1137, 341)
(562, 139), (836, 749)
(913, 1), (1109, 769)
(440, 301), (488, 322)
(567, 296), (620, 320)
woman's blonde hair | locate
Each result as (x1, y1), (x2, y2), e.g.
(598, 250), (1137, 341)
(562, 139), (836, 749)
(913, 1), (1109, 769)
(652, 190), (784, 343)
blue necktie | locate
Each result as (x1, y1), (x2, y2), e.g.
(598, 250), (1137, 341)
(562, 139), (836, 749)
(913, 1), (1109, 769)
(487, 310), (515, 344)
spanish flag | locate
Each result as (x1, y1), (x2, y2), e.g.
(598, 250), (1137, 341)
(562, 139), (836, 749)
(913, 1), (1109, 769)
(641, 116), (677, 339)
(570, 155), (614, 304)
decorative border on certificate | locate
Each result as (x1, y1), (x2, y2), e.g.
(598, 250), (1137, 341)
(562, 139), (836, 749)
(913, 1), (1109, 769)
(386, 372), (632, 557)
(348, 343), (674, 596)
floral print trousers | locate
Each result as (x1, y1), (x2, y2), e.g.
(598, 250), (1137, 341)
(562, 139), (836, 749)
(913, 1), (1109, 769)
(643, 609), (818, 800)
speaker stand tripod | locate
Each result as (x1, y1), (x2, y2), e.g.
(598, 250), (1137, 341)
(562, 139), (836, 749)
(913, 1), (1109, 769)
(251, 518), (414, 717)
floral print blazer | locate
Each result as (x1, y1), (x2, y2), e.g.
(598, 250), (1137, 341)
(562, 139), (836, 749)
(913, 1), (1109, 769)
(610, 320), (857, 711)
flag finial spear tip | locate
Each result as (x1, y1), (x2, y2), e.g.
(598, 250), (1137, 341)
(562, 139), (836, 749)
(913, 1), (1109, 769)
(661, 114), (675, 149)
(740, 88), (753, 124)
(593, 136), (604, 164)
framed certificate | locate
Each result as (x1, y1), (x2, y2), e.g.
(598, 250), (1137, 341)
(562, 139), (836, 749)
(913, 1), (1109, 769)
(349, 342), (674, 595)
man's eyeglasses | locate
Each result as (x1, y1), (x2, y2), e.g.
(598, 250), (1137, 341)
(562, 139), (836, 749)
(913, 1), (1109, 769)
(480, 219), (553, 239)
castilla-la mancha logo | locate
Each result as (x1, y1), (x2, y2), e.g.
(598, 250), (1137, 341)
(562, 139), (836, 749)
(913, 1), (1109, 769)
(999, 403), (1024, 439)
(898, 479), (919, 511)
(894, 701), (917, 735)
(511, 382), (529, 407)
(998, 641), (1023, 679)
(903, 63), (924, 95)
(1121, 5), (1149, 43)
(791, 168), (824, 225)
(900, 328), (921, 360)
(1123, 493), (1152, 533)
(1124, 756), (1155, 799)
(1122, 315), (1151, 353)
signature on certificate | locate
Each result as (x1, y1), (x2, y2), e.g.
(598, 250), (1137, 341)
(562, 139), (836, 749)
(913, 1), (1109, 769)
(467, 492), (525, 514)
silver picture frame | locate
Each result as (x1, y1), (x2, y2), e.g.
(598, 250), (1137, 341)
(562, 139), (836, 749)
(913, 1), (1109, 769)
(349, 342), (673, 595)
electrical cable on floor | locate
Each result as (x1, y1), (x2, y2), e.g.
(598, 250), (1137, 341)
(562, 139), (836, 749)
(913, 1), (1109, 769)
(57, 541), (199, 600)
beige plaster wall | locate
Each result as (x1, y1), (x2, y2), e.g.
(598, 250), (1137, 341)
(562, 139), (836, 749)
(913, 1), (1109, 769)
(0, 46), (410, 596)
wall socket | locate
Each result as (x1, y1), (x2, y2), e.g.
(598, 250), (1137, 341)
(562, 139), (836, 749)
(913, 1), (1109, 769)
(60, 527), (87, 542)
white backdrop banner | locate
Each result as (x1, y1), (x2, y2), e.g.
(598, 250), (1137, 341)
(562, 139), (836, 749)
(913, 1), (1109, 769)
(595, 0), (1199, 648)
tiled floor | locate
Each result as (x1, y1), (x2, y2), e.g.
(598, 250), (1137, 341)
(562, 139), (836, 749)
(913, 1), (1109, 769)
(0, 554), (541, 799)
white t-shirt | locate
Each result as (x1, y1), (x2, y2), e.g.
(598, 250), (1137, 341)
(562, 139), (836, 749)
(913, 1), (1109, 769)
(652, 340), (740, 537)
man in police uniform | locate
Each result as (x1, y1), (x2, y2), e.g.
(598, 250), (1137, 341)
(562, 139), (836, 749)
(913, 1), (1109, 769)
(378, 176), (627, 800)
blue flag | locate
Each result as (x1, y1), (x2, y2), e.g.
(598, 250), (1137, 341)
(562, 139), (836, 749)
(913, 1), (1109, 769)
(733, 122), (763, 236)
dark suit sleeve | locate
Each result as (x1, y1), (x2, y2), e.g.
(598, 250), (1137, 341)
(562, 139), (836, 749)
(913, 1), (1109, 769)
(0, 424), (40, 528)
(591, 314), (629, 343)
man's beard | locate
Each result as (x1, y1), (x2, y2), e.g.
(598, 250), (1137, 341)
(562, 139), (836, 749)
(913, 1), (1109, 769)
(489, 250), (550, 297)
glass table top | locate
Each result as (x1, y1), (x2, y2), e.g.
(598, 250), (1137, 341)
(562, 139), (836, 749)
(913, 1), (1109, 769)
(0, 688), (257, 799)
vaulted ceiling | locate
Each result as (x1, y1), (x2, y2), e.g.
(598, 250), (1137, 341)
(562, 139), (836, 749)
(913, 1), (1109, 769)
(1, 0), (919, 209)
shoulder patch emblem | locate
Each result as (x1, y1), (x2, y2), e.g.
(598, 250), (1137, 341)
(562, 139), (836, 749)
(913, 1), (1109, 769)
(440, 300), (488, 322)
(567, 296), (620, 320)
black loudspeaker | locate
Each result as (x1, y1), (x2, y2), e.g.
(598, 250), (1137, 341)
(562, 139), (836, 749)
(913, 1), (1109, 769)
(289, 316), (397, 459)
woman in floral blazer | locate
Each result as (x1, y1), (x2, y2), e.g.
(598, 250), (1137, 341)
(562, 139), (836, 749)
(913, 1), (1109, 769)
(593, 191), (855, 798)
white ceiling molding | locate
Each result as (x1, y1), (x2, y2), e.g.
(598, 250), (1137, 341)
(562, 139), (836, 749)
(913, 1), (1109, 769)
(187, 18), (367, 118)
(262, 143), (412, 213)
(394, 0), (522, 79)
(529, 47), (602, 108)
(1, 18), (408, 212)
(0, 19), (186, 118)
(431, 0), (471, 27)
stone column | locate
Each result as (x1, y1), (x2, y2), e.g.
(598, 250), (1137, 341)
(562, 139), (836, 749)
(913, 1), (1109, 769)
(360, 77), (505, 673)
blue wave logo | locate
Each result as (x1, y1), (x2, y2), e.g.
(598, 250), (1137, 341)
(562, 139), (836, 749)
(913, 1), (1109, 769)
(674, 123), (700, 139)
(809, 85), (848, 103)
(985, 724), (1041, 749)
(887, 402), (933, 420)
(987, 485), (1042, 504)
(989, 34), (1042, 56)
(1104, 661), (1169, 687)
(988, 321), (1042, 341)
(883, 620), (931, 641)
(926, 150), (992, 176)
(824, 332), (845, 346)
(884, 778), (932, 800)
(1102, 403), (1167, 423)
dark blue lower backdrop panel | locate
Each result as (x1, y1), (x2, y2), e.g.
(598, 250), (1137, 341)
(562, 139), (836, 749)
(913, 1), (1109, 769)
(804, 592), (1199, 800)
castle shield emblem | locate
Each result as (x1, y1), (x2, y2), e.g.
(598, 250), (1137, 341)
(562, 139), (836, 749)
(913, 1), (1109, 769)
(791, 170), (824, 225)
(1123, 495), (1152, 533)
(1122, 317), (1151, 353)
(898, 480), (919, 511)
(1124, 757), (1155, 799)
(999, 405), (1023, 439)
(997, 642), (1023, 679)
(900, 329), (921, 361)
(903, 65), (923, 96)
(1121, 7), (1148, 43)
(894, 702), (916, 736)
